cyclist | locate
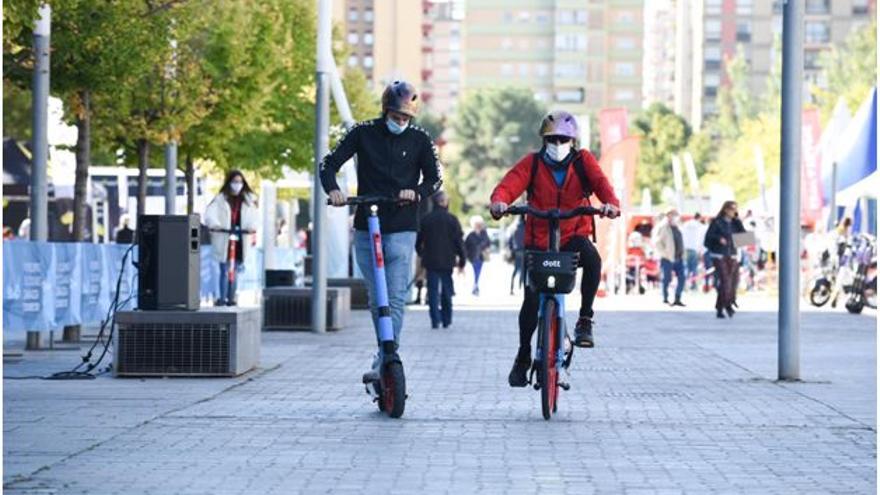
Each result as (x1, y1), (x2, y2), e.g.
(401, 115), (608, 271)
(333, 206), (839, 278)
(320, 80), (442, 382)
(489, 111), (620, 387)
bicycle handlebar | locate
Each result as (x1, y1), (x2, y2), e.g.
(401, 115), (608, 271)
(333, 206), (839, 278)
(503, 204), (602, 220)
(209, 228), (256, 234)
(326, 195), (412, 206)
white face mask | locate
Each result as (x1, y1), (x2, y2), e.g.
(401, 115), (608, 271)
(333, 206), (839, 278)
(230, 182), (244, 195)
(546, 142), (571, 162)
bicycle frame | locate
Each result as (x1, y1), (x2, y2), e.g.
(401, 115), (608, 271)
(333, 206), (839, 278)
(535, 215), (568, 378)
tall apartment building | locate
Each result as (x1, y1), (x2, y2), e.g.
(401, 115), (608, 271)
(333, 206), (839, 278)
(464, 0), (645, 116)
(421, 0), (465, 117)
(674, 0), (875, 129)
(642, 0), (676, 108)
(335, 0), (424, 94)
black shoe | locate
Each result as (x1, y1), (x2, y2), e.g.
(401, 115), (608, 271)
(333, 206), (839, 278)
(663, 299), (669, 305)
(508, 351), (531, 388)
(574, 317), (594, 348)
(431, 323), (439, 329)
(725, 305), (735, 318)
(716, 310), (726, 319)
(672, 300), (686, 307)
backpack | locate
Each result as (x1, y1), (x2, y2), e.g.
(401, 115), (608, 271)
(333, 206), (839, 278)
(526, 152), (598, 243)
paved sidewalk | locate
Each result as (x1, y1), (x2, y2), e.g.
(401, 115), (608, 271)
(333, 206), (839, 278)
(3, 293), (876, 494)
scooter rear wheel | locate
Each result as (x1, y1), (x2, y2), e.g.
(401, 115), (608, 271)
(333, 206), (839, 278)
(382, 361), (406, 418)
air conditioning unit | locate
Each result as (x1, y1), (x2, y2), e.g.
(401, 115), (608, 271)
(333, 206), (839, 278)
(263, 287), (350, 331)
(114, 307), (260, 377)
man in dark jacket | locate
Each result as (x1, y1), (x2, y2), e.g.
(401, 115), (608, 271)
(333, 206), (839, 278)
(322, 80), (443, 381)
(416, 192), (465, 328)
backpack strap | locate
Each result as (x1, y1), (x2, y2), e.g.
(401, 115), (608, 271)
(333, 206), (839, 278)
(571, 153), (598, 243)
(526, 152), (540, 200)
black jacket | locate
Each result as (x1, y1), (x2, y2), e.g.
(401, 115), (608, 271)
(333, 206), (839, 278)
(465, 230), (491, 263)
(416, 207), (466, 271)
(319, 118), (443, 233)
(704, 216), (745, 257)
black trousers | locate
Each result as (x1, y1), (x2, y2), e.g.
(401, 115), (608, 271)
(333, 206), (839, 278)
(518, 236), (601, 353)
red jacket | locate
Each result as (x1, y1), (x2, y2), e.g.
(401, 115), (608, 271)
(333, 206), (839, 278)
(490, 149), (620, 250)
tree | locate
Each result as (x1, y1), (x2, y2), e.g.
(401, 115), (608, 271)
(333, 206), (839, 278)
(813, 18), (877, 121)
(700, 114), (780, 202)
(449, 87), (546, 213)
(416, 110), (445, 140)
(714, 46), (757, 142)
(631, 103), (693, 202)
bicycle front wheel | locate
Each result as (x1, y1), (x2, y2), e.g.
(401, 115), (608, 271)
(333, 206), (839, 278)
(540, 298), (560, 420)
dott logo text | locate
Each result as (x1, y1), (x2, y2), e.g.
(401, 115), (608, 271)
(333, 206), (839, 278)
(542, 260), (562, 268)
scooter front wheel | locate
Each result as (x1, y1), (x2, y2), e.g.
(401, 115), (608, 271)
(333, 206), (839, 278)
(382, 361), (406, 418)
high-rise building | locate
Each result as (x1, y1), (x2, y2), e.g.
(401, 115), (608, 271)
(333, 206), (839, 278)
(463, 0), (645, 116)
(642, 0), (676, 108)
(674, 0), (875, 129)
(421, 0), (465, 117)
(336, 0), (424, 93)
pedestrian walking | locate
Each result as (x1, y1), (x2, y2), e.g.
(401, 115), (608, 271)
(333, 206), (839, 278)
(204, 170), (259, 306)
(507, 217), (526, 295)
(465, 216), (491, 296)
(416, 192), (465, 328)
(114, 214), (135, 244)
(653, 208), (686, 306)
(704, 201), (746, 318)
(681, 212), (706, 290)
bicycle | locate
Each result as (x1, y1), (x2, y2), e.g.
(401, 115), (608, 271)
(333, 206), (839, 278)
(502, 203), (602, 420)
(327, 195), (408, 418)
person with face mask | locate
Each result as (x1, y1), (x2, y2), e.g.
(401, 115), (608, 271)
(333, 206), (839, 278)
(319, 80), (442, 382)
(652, 208), (687, 307)
(488, 111), (620, 388)
(204, 170), (259, 306)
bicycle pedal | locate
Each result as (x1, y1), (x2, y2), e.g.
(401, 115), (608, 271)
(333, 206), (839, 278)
(559, 382), (571, 391)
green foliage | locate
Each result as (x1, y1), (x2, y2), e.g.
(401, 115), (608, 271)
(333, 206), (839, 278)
(631, 103), (693, 202)
(3, 83), (31, 141)
(449, 87), (546, 213)
(813, 18), (877, 122)
(714, 46), (757, 141)
(701, 114), (780, 202)
(416, 111), (445, 139)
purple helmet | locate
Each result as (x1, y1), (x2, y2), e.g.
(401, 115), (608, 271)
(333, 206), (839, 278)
(539, 111), (578, 139)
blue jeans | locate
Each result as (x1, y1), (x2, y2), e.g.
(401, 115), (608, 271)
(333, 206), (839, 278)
(426, 269), (454, 327)
(685, 249), (699, 290)
(218, 261), (243, 305)
(471, 258), (484, 291)
(661, 258), (685, 303)
(354, 230), (416, 347)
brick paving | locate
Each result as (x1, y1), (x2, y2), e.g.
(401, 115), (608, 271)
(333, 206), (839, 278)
(3, 290), (876, 494)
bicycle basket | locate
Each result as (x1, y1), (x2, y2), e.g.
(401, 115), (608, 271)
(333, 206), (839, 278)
(526, 251), (579, 294)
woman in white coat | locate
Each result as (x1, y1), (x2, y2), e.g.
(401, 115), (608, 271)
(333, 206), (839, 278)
(204, 170), (259, 306)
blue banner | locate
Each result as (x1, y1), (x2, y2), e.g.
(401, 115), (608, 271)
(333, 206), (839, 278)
(51, 243), (82, 328)
(3, 241), (55, 332)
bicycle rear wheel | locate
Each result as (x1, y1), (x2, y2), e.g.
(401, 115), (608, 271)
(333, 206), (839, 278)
(540, 298), (560, 420)
(382, 361), (406, 418)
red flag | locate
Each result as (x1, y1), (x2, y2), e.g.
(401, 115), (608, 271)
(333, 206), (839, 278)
(598, 108), (629, 155)
(801, 109), (824, 224)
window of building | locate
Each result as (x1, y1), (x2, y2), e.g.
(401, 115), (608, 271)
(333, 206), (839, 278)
(347, 55), (358, 68)
(364, 32), (374, 45)
(736, 0), (753, 15)
(450, 39), (461, 50)
(557, 9), (575, 25)
(614, 89), (635, 101)
(705, 0), (722, 15)
(554, 62), (586, 79)
(519, 64), (530, 77)
(614, 37), (636, 51)
(364, 9), (374, 22)
(804, 49), (823, 69)
(347, 32), (359, 44)
(704, 73), (721, 86)
(704, 60), (721, 70)
(502, 11), (513, 22)
(704, 45), (722, 62)
(704, 86), (718, 97)
(736, 22), (751, 42)
(556, 33), (587, 52)
(501, 63), (513, 76)
(705, 19), (721, 41)
(348, 8), (359, 22)
(363, 56), (373, 68)
(614, 10), (636, 24)
(805, 21), (830, 43)
(613, 62), (636, 77)
(536, 64), (550, 77)
(853, 0), (870, 14)
(805, 0), (830, 15)
(535, 10), (551, 24)
(517, 11), (531, 22)
(450, 67), (461, 79)
(555, 89), (585, 103)
(576, 10), (588, 24)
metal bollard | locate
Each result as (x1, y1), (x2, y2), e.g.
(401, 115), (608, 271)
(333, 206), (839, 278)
(25, 331), (42, 350)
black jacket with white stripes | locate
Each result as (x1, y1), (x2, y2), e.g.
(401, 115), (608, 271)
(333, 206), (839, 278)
(320, 118), (443, 233)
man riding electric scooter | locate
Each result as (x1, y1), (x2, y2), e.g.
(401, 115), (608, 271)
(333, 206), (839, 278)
(320, 80), (442, 384)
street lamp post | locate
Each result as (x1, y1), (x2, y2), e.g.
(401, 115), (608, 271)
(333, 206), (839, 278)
(778, 0), (803, 381)
(311, 0), (332, 333)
